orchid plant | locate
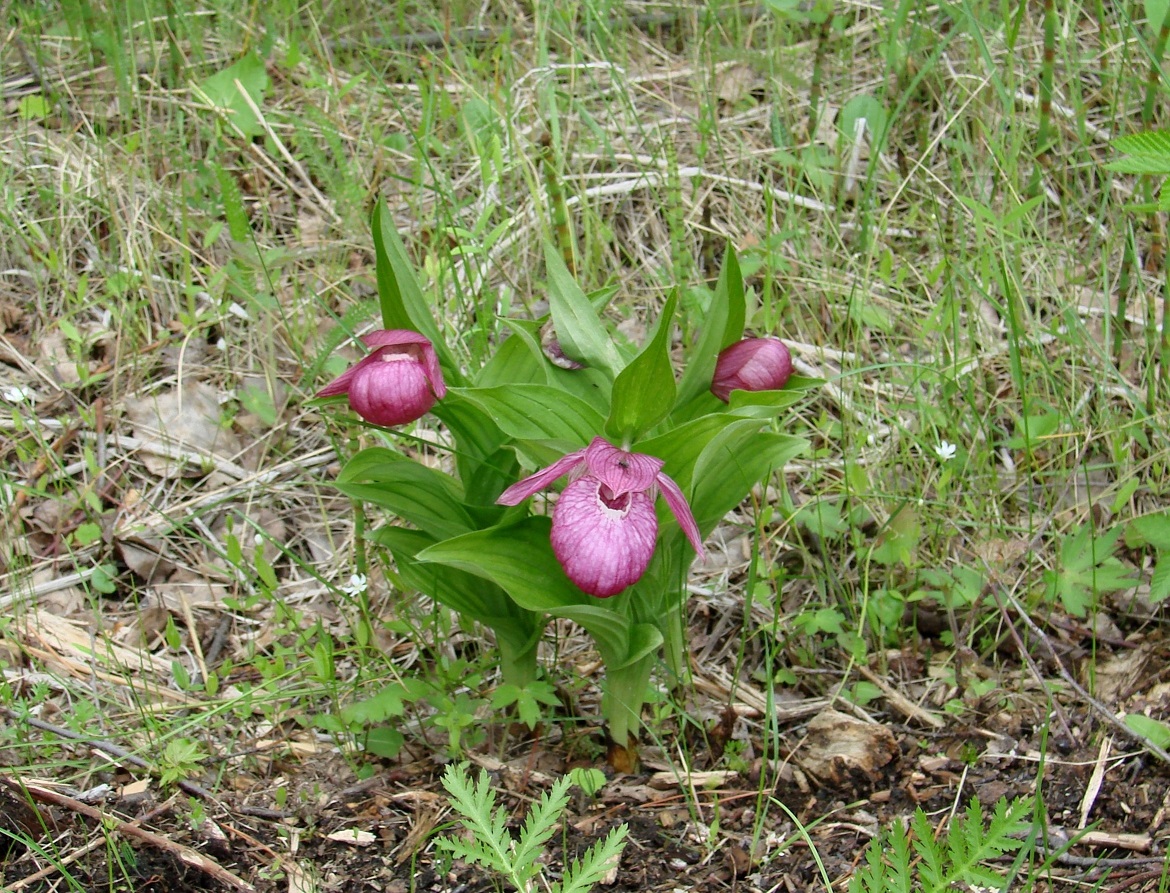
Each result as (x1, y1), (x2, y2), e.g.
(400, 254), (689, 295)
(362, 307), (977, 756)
(315, 206), (817, 760)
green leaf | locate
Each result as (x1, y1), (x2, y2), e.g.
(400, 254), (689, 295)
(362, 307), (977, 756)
(430, 399), (512, 507)
(1125, 714), (1170, 749)
(364, 727), (404, 759)
(549, 824), (628, 893)
(676, 246), (746, 407)
(195, 53), (269, 138)
(870, 504), (921, 567)
(1108, 130), (1170, 174)
(448, 384), (605, 446)
(688, 424), (808, 538)
(839, 94), (888, 143)
(1107, 155), (1170, 175)
(475, 330), (550, 388)
(491, 681), (560, 729)
(417, 517), (593, 613)
(372, 204), (461, 381)
(490, 320), (614, 413)
(213, 163), (251, 242)
(637, 412), (739, 489)
(1126, 512), (1170, 551)
(726, 385), (817, 417)
(374, 527), (541, 651)
(549, 606), (662, 670)
(606, 293), (679, 441)
(1044, 523), (1136, 617)
(543, 242), (623, 377)
(335, 448), (474, 541)
(17, 94), (50, 121)
(1151, 558), (1170, 603)
(1148, 0), (1170, 31)
(416, 519), (653, 665)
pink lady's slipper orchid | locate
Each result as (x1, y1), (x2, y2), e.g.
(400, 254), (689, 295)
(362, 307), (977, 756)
(316, 330), (446, 427)
(497, 437), (705, 598)
(711, 337), (793, 402)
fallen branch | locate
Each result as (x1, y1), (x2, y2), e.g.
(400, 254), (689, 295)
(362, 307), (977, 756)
(0, 778), (255, 893)
(991, 588), (1170, 765)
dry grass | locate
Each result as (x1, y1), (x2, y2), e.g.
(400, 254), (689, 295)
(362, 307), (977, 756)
(3, 0), (1170, 889)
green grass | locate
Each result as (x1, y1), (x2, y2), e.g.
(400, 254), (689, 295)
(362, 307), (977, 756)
(3, 0), (1170, 888)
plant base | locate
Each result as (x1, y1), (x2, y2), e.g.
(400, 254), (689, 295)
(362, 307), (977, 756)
(605, 733), (639, 773)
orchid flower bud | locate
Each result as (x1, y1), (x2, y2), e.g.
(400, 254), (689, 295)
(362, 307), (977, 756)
(316, 330), (446, 427)
(710, 337), (793, 402)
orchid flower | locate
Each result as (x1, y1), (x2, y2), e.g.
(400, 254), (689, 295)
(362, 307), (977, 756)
(497, 438), (704, 597)
(317, 330), (446, 427)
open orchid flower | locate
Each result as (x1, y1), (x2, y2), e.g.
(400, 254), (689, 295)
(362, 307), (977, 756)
(316, 330), (446, 427)
(497, 437), (705, 597)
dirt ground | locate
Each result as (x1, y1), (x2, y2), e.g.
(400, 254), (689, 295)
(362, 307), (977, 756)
(4, 618), (1170, 893)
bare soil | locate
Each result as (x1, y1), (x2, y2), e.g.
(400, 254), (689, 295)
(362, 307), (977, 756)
(4, 625), (1170, 893)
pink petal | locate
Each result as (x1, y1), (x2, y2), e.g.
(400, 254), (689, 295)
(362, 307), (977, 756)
(361, 329), (436, 350)
(711, 338), (792, 402)
(315, 359), (364, 398)
(655, 471), (705, 558)
(551, 477), (658, 597)
(362, 330), (447, 399)
(496, 448), (588, 506)
(583, 438), (662, 495)
(346, 353), (436, 426)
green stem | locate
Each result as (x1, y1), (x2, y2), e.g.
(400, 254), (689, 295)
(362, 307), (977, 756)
(495, 633), (540, 689)
(602, 655), (654, 746)
(661, 598), (689, 684)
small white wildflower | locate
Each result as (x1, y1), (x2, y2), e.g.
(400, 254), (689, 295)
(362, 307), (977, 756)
(934, 440), (956, 461)
(0, 386), (33, 404)
(214, 338), (227, 351)
(341, 573), (368, 597)
(254, 533), (264, 545)
(227, 301), (250, 320)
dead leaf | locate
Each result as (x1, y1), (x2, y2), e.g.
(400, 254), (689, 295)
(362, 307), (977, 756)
(798, 710), (899, 786)
(327, 828), (376, 846)
(1093, 645), (1152, 705)
(126, 380), (242, 478)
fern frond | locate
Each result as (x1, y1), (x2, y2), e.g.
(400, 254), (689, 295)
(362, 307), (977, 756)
(549, 824), (629, 893)
(938, 797), (1030, 892)
(849, 797), (1034, 893)
(511, 775), (574, 875)
(911, 809), (945, 892)
(436, 763), (515, 874)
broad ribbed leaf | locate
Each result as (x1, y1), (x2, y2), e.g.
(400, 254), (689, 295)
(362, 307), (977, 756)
(727, 382), (819, 416)
(549, 605), (632, 667)
(375, 527), (539, 649)
(544, 242), (623, 377)
(431, 400), (514, 507)
(372, 203), (462, 382)
(676, 246), (745, 406)
(449, 385), (605, 445)
(336, 449), (474, 540)
(495, 319), (614, 413)
(606, 293), (678, 441)
(417, 517), (595, 614)
(475, 330), (549, 388)
(689, 426), (808, 537)
(636, 413), (737, 491)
